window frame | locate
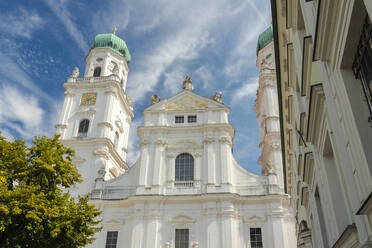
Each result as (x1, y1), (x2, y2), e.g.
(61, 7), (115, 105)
(175, 115), (185, 124)
(249, 227), (263, 248)
(105, 231), (118, 248)
(352, 15), (372, 124)
(175, 228), (189, 248)
(78, 119), (90, 137)
(175, 153), (194, 182)
(187, 115), (197, 123)
(93, 67), (102, 77)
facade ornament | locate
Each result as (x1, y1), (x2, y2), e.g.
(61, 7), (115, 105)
(211, 91), (223, 103)
(155, 138), (168, 146)
(203, 137), (216, 144)
(71, 67), (79, 78)
(93, 146), (110, 160)
(192, 242), (199, 248)
(164, 242), (171, 248)
(265, 160), (275, 174)
(151, 94), (161, 105)
(183, 74), (194, 91)
(140, 139), (151, 147)
(166, 153), (175, 158)
(193, 152), (202, 158)
(218, 136), (232, 146)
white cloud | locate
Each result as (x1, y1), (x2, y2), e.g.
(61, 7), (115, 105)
(126, 117), (143, 165)
(194, 66), (214, 90)
(232, 77), (259, 104)
(44, 0), (89, 53)
(0, 54), (53, 102)
(128, 29), (213, 102)
(0, 84), (44, 139)
(0, 7), (44, 39)
(163, 67), (186, 95)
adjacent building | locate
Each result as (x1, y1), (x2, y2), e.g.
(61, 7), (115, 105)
(55, 32), (296, 247)
(271, 0), (372, 247)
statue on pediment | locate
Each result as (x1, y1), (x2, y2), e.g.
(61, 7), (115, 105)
(183, 74), (194, 91)
(211, 91), (223, 103)
(151, 94), (161, 105)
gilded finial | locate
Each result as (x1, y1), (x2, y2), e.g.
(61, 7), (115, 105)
(113, 27), (117, 35)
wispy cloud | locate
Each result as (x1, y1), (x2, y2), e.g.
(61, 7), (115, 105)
(44, 0), (89, 53)
(163, 67), (186, 95)
(126, 117), (143, 165)
(0, 54), (53, 102)
(0, 84), (44, 139)
(231, 77), (259, 104)
(0, 7), (44, 39)
(128, 29), (213, 102)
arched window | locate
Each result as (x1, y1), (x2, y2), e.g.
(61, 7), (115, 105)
(175, 153), (194, 181)
(78, 119), (89, 137)
(93, 67), (101, 77)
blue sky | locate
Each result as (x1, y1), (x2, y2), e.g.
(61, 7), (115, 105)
(0, 0), (272, 174)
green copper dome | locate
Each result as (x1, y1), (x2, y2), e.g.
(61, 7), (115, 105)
(90, 33), (131, 63)
(256, 26), (273, 55)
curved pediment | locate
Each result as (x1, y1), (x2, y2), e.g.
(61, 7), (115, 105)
(243, 214), (266, 223)
(168, 214), (196, 224)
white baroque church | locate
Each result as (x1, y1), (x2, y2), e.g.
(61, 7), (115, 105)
(55, 31), (296, 248)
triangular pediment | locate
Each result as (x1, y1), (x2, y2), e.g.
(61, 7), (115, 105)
(144, 90), (229, 112)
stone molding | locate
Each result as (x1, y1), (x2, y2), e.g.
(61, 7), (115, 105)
(98, 121), (114, 131)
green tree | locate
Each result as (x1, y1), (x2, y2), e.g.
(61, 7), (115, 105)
(0, 134), (101, 248)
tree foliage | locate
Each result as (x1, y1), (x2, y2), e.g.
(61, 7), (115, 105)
(0, 134), (101, 248)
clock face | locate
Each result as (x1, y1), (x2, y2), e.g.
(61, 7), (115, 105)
(81, 93), (97, 106)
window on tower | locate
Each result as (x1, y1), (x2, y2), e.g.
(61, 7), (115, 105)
(175, 153), (194, 181)
(78, 119), (90, 137)
(93, 67), (101, 77)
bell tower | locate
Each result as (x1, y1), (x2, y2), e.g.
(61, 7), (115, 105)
(55, 30), (133, 197)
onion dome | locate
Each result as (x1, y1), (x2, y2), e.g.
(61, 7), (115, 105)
(90, 33), (131, 63)
(256, 26), (273, 55)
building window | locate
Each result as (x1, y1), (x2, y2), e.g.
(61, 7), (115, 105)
(105, 231), (118, 248)
(78, 119), (89, 137)
(175, 153), (194, 181)
(175, 116), (184, 123)
(93, 67), (101, 77)
(352, 16), (372, 123)
(187, 115), (197, 123)
(250, 228), (263, 248)
(175, 229), (189, 248)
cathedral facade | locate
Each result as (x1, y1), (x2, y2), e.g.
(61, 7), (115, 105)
(55, 32), (296, 248)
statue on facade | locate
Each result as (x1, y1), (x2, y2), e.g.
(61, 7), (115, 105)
(151, 94), (161, 105)
(183, 74), (194, 91)
(71, 67), (79, 78)
(211, 91), (223, 103)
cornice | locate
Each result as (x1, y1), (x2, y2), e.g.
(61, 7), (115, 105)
(138, 124), (234, 138)
(60, 137), (129, 170)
